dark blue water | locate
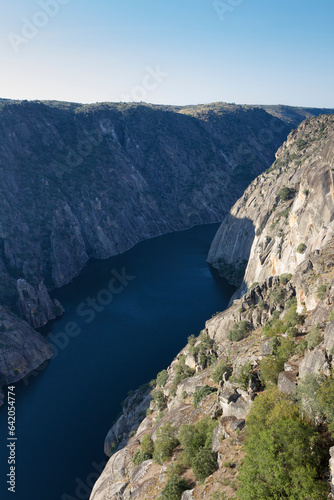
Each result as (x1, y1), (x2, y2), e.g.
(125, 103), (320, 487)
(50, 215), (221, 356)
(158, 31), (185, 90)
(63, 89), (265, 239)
(0, 224), (235, 500)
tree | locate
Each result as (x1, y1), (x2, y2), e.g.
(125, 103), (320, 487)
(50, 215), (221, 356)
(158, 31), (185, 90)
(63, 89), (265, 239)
(192, 448), (218, 482)
(153, 422), (179, 464)
(160, 476), (189, 500)
(238, 389), (327, 500)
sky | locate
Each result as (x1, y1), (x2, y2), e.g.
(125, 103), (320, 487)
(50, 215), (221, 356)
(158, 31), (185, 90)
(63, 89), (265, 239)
(0, 0), (333, 107)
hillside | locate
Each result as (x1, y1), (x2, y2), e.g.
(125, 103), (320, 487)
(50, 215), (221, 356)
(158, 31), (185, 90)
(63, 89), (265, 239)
(89, 115), (334, 499)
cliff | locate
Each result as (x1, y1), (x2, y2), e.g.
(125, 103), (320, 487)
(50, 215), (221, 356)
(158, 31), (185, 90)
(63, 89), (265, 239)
(89, 115), (334, 499)
(208, 114), (334, 299)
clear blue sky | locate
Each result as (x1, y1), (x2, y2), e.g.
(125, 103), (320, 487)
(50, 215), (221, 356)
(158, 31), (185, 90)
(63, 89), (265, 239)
(0, 0), (333, 107)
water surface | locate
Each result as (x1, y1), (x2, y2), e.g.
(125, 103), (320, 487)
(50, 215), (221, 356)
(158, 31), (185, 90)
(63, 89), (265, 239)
(0, 224), (235, 500)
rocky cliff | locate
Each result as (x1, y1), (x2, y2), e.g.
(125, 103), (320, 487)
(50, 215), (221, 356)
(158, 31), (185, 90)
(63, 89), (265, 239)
(89, 115), (334, 499)
(208, 114), (334, 300)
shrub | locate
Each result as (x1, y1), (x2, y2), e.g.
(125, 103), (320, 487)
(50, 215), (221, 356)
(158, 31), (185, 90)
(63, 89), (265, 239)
(273, 337), (295, 364)
(279, 273), (292, 285)
(238, 388), (327, 500)
(172, 356), (195, 390)
(211, 360), (232, 384)
(153, 389), (166, 411)
(317, 285), (327, 301)
(295, 340), (308, 356)
(329, 309), (334, 322)
(192, 448), (218, 482)
(141, 434), (154, 456)
(259, 356), (284, 386)
(179, 417), (218, 468)
(278, 186), (295, 201)
(193, 386), (217, 408)
(227, 321), (250, 342)
(199, 331), (214, 349)
(160, 475), (189, 500)
(286, 326), (299, 338)
(257, 299), (266, 310)
(187, 334), (196, 347)
(156, 370), (168, 388)
(262, 319), (286, 337)
(132, 450), (152, 466)
(297, 243), (307, 254)
(306, 325), (322, 350)
(153, 422), (179, 464)
(270, 287), (284, 305)
(235, 362), (253, 389)
(284, 305), (302, 329)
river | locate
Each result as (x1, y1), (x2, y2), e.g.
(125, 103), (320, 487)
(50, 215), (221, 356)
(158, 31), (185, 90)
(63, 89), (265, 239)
(0, 223), (235, 500)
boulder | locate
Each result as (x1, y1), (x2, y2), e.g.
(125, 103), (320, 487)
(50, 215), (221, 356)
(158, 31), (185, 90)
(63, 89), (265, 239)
(299, 347), (330, 379)
(229, 419), (245, 432)
(181, 490), (195, 500)
(278, 371), (297, 395)
(324, 321), (334, 356)
(261, 339), (274, 356)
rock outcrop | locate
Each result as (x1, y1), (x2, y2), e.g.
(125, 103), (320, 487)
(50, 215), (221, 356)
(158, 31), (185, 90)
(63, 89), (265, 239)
(208, 115), (334, 299)
(17, 279), (64, 328)
(0, 306), (52, 391)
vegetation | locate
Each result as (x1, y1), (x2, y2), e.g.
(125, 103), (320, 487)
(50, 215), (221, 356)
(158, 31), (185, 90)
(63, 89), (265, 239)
(227, 320), (250, 342)
(317, 285), (327, 300)
(160, 476), (189, 500)
(297, 243), (307, 254)
(193, 385), (217, 408)
(211, 360), (232, 384)
(153, 389), (166, 411)
(238, 388), (328, 499)
(306, 325), (322, 350)
(278, 186), (295, 201)
(234, 362), (253, 389)
(156, 370), (169, 388)
(153, 422), (179, 464)
(178, 417), (218, 481)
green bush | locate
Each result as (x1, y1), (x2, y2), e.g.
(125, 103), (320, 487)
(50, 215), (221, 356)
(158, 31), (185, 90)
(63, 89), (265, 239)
(211, 360), (232, 384)
(297, 243), (307, 254)
(156, 370), (168, 388)
(141, 434), (154, 456)
(278, 186), (295, 201)
(153, 422), (179, 464)
(187, 334), (197, 347)
(160, 475), (189, 500)
(132, 450), (152, 466)
(259, 356), (284, 386)
(273, 337), (295, 364)
(262, 319), (286, 337)
(227, 321), (250, 342)
(192, 448), (218, 482)
(329, 309), (334, 322)
(235, 362), (253, 389)
(306, 325), (322, 350)
(179, 417), (217, 468)
(153, 389), (166, 411)
(279, 273), (292, 285)
(193, 386), (217, 408)
(238, 388), (327, 500)
(284, 306), (302, 329)
(172, 356), (195, 390)
(199, 331), (214, 349)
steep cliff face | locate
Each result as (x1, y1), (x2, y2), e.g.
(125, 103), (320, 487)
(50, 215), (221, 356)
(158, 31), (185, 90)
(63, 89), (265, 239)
(0, 100), (297, 294)
(89, 116), (334, 499)
(208, 114), (334, 301)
